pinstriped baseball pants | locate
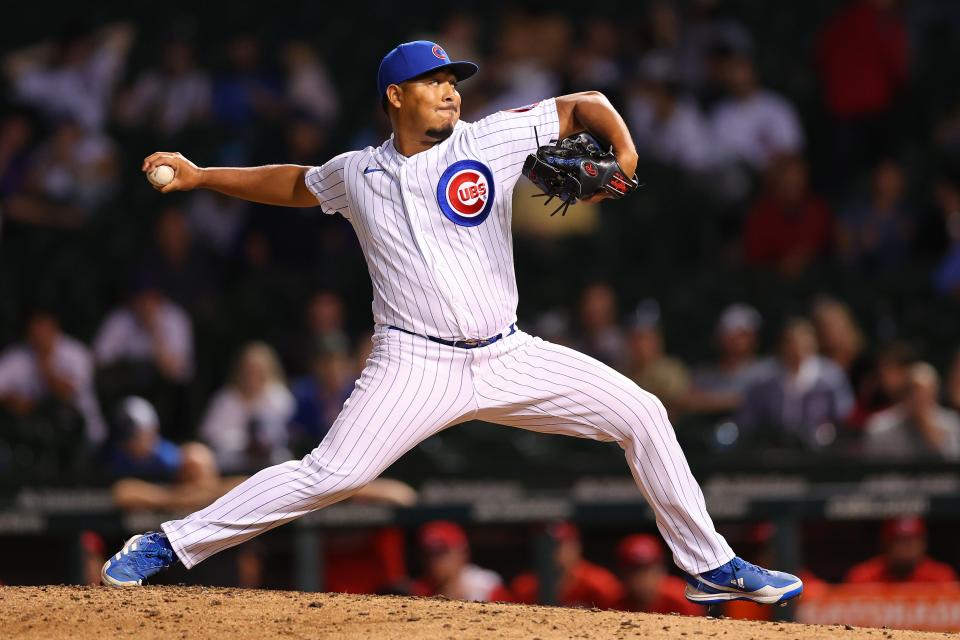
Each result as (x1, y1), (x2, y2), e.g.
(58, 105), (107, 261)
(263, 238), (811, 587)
(162, 326), (734, 575)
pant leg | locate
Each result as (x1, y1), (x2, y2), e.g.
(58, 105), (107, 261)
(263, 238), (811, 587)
(473, 331), (734, 575)
(162, 328), (476, 568)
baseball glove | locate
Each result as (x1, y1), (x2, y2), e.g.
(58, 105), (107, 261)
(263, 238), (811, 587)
(522, 130), (640, 216)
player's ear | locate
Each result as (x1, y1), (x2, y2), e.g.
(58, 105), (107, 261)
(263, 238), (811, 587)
(386, 84), (403, 111)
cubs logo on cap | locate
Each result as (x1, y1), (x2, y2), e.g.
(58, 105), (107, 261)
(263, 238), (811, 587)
(378, 41), (478, 97)
(436, 159), (495, 227)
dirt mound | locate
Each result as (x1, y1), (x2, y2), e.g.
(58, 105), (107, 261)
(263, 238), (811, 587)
(0, 586), (946, 640)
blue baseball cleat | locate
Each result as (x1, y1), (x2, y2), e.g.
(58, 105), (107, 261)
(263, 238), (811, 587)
(101, 532), (177, 587)
(684, 556), (803, 605)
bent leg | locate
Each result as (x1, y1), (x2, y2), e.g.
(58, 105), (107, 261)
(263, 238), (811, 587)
(474, 331), (734, 575)
(162, 329), (476, 568)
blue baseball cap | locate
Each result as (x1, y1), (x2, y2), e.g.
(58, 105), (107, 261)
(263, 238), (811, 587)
(377, 41), (478, 97)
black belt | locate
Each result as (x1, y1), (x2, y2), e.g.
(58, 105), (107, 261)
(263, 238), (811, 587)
(388, 324), (517, 349)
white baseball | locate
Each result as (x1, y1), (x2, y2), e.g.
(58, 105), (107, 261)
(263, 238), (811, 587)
(147, 165), (175, 187)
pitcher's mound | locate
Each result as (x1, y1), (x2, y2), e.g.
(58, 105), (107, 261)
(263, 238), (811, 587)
(0, 585), (944, 639)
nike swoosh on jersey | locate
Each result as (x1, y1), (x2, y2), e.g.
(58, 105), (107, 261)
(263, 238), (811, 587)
(363, 166), (385, 174)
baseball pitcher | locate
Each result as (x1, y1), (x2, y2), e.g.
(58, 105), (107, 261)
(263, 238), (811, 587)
(102, 41), (802, 606)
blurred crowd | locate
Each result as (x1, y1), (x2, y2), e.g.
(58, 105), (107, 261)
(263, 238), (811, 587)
(3, 0), (960, 479)
(3, 284), (959, 480)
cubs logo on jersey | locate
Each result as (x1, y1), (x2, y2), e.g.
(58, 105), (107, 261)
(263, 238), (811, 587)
(436, 159), (495, 227)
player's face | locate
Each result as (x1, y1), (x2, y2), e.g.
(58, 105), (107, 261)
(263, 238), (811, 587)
(425, 546), (467, 583)
(398, 70), (461, 140)
(624, 564), (665, 603)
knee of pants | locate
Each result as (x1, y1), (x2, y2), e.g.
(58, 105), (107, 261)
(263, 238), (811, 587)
(298, 451), (376, 496)
(618, 392), (673, 446)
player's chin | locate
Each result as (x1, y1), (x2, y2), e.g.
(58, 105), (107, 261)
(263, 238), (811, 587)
(425, 121), (455, 141)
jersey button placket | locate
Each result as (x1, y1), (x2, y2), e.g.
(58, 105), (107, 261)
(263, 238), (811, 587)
(397, 162), (469, 338)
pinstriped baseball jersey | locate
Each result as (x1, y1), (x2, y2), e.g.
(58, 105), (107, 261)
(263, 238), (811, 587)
(305, 99), (560, 341)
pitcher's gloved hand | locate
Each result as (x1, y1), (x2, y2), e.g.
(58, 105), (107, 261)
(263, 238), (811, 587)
(522, 131), (640, 216)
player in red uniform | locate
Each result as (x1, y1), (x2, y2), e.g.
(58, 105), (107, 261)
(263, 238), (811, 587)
(614, 534), (701, 615)
(845, 517), (957, 584)
(409, 521), (511, 602)
(512, 522), (623, 609)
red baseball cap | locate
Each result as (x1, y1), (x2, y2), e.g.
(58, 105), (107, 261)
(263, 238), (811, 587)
(545, 521), (580, 541)
(419, 521), (468, 553)
(882, 516), (926, 542)
(746, 522), (776, 545)
(80, 530), (106, 555)
(617, 534), (664, 569)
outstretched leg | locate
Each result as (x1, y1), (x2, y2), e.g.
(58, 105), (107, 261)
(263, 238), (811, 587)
(103, 329), (477, 584)
(472, 330), (802, 605)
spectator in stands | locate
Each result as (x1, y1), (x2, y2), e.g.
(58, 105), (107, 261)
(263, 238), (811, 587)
(0, 110), (36, 200)
(512, 522), (623, 609)
(849, 341), (916, 428)
(112, 440), (236, 512)
(410, 521), (511, 602)
(114, 426), (412, 519)
(845, 517), (957, 584)
(141, 206), (217, 316)
(627, 54), (714, 172)
(687, 303), (763, 416)
(615, 533), (700, 615)
(93, 280), (194, 384)
(742, 155), (833, 277)
(280, 41), (339, 126)
(811, 297), (871, 395)
(736, 318), (854, 448)
(816, 0), (908, 124)
(211, 33), (282, 133)
(708, 52), (804, 172)
(199, 342), (295, 473)
(816, 0), (908, 191)
(0, 307), (105, 445)
(837, 159), (913, 271)
(932, 177), (960, 297)
(3, 21), (134, 131)
(6, 118), (117, 227)
(114, 38), (211, 136)
(573, 282), (626, 369)
(105, 396), (181, 480)
(289, 334), (356, 450)
(865, 362), (960, 460)
(623, 300), (691, 412)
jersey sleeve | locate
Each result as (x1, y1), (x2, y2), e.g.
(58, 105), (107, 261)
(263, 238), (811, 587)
(469, 98), (560, 190)
(304, 152), (355, 218)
